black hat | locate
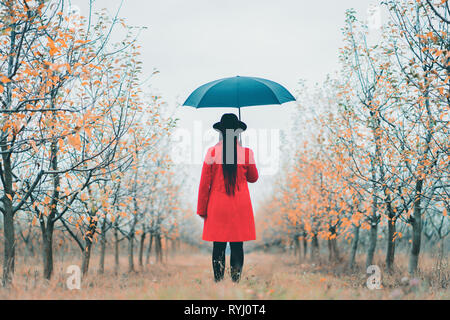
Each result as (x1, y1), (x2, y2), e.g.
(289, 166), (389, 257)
(213, 113), (247, 132)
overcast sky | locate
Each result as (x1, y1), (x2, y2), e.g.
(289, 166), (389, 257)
(72, 0), (381, 211)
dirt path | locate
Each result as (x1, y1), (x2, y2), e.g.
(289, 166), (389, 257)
(1, 252), (447, 299)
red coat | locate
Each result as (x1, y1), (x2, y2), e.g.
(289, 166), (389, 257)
(197, 140), (258, 242)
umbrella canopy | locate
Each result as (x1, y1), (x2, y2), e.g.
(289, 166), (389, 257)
(182, 76), (295, 119)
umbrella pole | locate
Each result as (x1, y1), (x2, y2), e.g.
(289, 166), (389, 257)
(238, 107), (242, 144)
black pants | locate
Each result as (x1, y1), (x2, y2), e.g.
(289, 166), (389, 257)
(212, 242), (244, 282)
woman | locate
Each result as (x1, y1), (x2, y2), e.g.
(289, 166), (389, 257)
(197, 113), (258, 283)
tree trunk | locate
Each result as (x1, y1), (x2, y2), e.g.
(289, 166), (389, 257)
(138, 232), (146, 268)
(366, 222), (378, 268)
(332, 238), (339, 261)
(438, 236), (445, 267)
(310, 233), (319, 261)
(99, 230), (106, 274)
(81, 214), (97, 277)
(42, 223), (54, 280)
(302, 233), (308, 258)
(293, 235), (300, 259)
(366, 149), (380, 268)
(146, 233), (153, 265)
(327, 236), (339, 262)
(128, 236), (135, 272)
(327, 238), (333, 261)
(159, 234), (163, 262)
(436, 235), (445, 283)
(81, 242), (93, 276)
(155, 233), (163, 263)
(2, 209), (15, 286)
(408, 179), (423, 275)
(330, 237), (340, 262)
(386, 216), (396, 272)
(348, 225), (360, 270)
(114, 227), (120, 275)
(41, 140), (59, 280)
(1, 25), (16, 287)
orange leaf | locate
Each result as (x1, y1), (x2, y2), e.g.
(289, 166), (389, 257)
(47, 37), (59, 56)
(67, 134), (81, 151)
(0, 76), (11, 83)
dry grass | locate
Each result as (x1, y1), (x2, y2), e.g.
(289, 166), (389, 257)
(0, 250), (448, 300)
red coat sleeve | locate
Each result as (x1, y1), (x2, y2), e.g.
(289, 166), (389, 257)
(246, 148), (258, 183)
(197, 147), (214, 216)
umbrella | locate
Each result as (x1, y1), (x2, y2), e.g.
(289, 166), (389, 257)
(182, 75), (296, 120)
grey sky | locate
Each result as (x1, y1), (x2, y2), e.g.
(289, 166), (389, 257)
(72, 0), (380, 211)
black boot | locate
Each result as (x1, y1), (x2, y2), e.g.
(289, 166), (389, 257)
(230, 242), (244, 283)
(230, 265), (242, 283)
(212, 242), (226, 282)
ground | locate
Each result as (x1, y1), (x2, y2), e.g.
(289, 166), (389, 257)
(1, 249), (448, 299)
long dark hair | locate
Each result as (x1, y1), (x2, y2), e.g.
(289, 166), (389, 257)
(221, 130), (238, 196)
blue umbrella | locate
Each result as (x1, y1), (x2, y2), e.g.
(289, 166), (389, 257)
(182, 76), (295, 120)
